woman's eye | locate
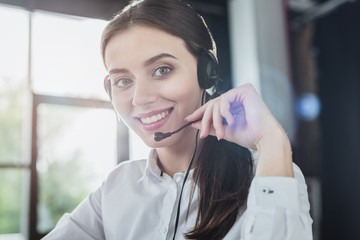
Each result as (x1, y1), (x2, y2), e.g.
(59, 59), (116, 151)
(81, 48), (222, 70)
(154, 66), (172, 77)
(114, 78), (133, 88)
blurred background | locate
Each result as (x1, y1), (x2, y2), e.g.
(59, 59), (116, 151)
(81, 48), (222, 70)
(0, 0), (359, 239)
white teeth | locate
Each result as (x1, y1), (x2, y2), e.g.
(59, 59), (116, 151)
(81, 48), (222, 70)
(140, 110), (169, 124)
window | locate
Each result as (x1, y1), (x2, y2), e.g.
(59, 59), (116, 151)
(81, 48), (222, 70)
(0, 5), (129, 240)
(0, 5), (28, 165)
(35, 101), (117, 234)
(0, 5), (29, 239)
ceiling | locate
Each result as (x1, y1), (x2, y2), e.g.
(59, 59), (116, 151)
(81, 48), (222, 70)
(0, 0), (355, 30)
(0, 0), (227, 20)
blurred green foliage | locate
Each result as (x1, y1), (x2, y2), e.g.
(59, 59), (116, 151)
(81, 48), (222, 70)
(0, 169), (22, 233)
(0, 78), (24, 234)
(38, 151), (90, 233)
(0, 83), (91, 234)
(0, 76), (23, 164)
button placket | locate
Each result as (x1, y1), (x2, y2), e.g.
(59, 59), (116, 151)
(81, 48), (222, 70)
(158, 180), (178, 240)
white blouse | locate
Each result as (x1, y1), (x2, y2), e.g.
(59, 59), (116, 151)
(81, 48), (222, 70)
(42, 149), (313, 240)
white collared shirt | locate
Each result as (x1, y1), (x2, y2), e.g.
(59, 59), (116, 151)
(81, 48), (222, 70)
(42, 149), (313, 240)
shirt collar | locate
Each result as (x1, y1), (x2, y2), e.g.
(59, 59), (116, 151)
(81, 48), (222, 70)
(148, 149), (164, 179)
(138, 149), (163, 182)
(139, 149), (196, 182)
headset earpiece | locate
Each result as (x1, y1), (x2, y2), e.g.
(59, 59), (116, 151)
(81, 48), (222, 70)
(104, 76), (112, 100)
(197, 49), (219, 89)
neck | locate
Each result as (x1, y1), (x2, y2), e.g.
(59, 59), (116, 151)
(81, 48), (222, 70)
(156, 129), (202, 177)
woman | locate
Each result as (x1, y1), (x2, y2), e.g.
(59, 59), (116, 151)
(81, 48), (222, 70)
(43, 0), (313, 239)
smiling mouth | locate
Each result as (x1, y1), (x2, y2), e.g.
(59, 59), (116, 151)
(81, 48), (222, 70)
(140, 109), (172, 124)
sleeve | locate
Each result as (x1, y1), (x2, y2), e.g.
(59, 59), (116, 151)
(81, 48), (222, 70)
(242, 163), (313, 240)
(41, 185), (105, 240)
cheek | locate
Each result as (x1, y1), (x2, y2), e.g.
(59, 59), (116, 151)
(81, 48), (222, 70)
(162, 74), (201, 100)
(166, 83), (202, 111)
(112, 98), (132, 121)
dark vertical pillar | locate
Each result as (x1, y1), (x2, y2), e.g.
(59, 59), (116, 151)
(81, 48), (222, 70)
(314, 2), (360, 240)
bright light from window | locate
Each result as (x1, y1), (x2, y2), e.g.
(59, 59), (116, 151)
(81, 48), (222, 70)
(0, 5), (29, 164)
(0, 5), (28, 81)
(31, 11), (108, 99)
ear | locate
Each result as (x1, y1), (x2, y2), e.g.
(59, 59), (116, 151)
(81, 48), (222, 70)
(104, 76), (112, 100)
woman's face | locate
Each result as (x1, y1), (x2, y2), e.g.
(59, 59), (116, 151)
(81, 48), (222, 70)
(104, 25), (203, 148)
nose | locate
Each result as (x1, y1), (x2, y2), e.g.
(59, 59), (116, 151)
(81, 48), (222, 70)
(132, 79), (157, 106)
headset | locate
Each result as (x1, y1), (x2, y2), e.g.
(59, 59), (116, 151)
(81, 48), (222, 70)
(103, 48), (218, 100)
(197, 49), (219, 89)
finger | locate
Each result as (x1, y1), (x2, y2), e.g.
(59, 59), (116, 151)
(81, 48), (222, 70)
(191, 120), (218, 139)
(200, 102), (214, 138)
(191, 120), (201, 130)
(219, 97), (235, 126)
(212, 102), (224, 140)
(185, 102), (207, 121)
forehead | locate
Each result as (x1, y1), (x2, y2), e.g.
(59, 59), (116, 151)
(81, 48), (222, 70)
(104, 25), (189, 68)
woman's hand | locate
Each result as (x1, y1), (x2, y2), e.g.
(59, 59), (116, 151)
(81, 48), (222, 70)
(186, 83), (294, 176)
(186, 84), (281, 149)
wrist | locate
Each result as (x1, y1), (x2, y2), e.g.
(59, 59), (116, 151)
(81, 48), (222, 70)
(255, 128), (294, 177)
(256, 128), (290, 152)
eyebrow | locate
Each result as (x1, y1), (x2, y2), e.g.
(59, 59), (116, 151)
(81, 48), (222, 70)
(109, 68), (129, 75)
(143, 53), (177, 66)
(109, 53), (177, 76)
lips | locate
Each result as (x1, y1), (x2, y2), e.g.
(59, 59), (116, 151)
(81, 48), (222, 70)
(136, 108), (173, 131)
(140, 110), (170, 124)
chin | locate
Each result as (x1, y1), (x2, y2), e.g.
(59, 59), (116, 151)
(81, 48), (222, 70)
(142, 135), (175, 149)
(140, 134), (162, 148)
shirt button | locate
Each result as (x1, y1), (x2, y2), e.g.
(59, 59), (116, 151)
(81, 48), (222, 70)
(262, 187), (274, 194)
(161, 227), (167, 234)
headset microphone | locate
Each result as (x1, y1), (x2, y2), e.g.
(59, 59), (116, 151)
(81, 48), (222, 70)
(153, 119), (199, 141)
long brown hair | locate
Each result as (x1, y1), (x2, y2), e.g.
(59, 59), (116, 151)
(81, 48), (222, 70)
(101, 0), (254, 239)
